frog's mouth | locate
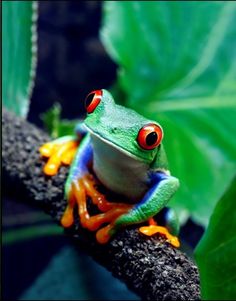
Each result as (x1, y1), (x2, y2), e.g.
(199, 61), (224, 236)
(84, 125), (148, 162)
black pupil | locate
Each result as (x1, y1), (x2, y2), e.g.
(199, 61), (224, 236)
(146, 132), (158, 146)
(85, 93), (95, 108)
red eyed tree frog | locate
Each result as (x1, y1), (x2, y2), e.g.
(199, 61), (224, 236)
(40, 89), (180, 247)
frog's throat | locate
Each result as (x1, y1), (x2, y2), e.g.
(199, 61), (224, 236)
(84, 125), (150, 163)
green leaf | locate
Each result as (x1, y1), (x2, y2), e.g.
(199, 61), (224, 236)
(195, 177), (236, 300)
(41, 103), (62, 139)
(101, 1), (236, 225)
(3, 224), (63, 245)
(41, 103), (80, 138)
(2, 1), (38, 118)
(57, 119), (80, 138)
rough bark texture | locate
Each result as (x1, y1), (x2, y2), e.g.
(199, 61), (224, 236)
(2, 108), (201, 301)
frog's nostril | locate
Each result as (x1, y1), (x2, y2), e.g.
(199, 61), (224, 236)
(111, 127), (118, 133)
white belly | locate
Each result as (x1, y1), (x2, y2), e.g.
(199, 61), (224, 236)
(90, 134), (149, 201)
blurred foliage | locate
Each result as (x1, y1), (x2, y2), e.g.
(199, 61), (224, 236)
(100, 1), (236, 226)
(195, 176), (236, 300)
(2, 1), (38, 118)
(100, 2), (236, 298)
(3, 224), (62, 245)
(41, 104), (80, 138)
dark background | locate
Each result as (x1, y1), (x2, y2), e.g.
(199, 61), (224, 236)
(28, 1), (117, 127)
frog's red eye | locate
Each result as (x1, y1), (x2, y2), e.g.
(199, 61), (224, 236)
(85, 90), (103, 113)
(137, 123), (163, 150)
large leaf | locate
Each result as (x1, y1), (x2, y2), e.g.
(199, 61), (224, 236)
(194, 177), (236, 300)
(2, 1), (38, 118)
(100, 1), (236, 225)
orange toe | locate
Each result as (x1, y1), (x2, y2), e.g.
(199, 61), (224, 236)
(139, 225), (180, 248)
(61, 148), (77, 165)
(61, 206), (74, 228)
(96, 224), (113, 244)
(39, 143), (56, 157)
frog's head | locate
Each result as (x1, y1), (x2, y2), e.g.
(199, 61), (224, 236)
(84, 89), (164, 164)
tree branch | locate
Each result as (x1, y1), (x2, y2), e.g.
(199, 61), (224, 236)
(2, 108), (200, 300)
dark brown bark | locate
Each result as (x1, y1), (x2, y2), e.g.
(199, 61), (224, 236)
(2, 108), (200, 300)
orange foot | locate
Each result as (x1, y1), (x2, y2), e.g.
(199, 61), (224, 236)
(139, 218), (180, 248)
(61, 174), (133, 244)
(39, 137), (79, 176)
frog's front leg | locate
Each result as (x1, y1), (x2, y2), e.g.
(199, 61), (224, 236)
(40, 123), (87, 176)
(107, 172), (180, 247)
(40, 135), (79, 176)
(60, 134), (93, 227)
(60, 135), (132, 234)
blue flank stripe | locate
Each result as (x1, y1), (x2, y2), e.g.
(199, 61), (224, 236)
(75, 122), (88, 136)
(134, 171), (168, 209)
(64, 134), (93, 198)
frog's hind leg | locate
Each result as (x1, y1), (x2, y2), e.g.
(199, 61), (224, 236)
(163, 207), (180, 236)
(65, 173), (133, 244)
(40, 135), (79, 176)
(74, 178), (131, 231)
(139, 217), (180, 248)
(76, 175), (133, 244)
(146, 207), (180, 236)
(139, 208), (180, 247)
(111, 172), (180, 247)
(81, 174), (132, 212)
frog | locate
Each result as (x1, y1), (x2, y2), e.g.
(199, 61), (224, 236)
(40, 89), (180, 247)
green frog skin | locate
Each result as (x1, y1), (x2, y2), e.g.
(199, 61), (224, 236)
(40, 89), (180, 247)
